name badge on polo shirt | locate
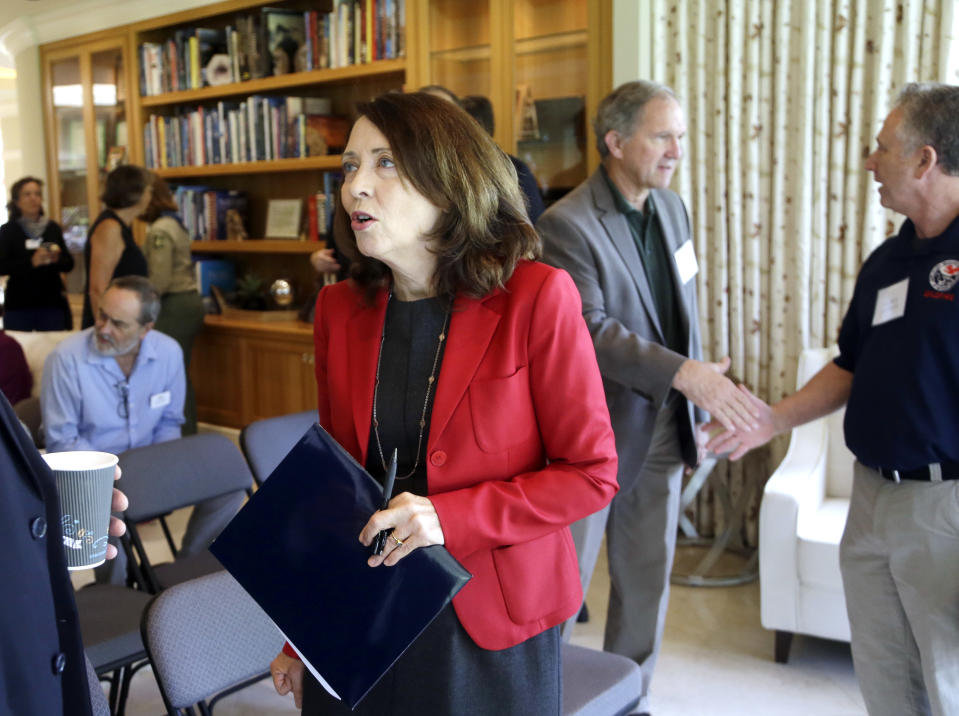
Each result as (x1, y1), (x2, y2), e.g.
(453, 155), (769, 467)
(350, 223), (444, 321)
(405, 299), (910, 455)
(872, 278), (909, 326)
(150, 391), (172, 409)
(674, 240), (699, 285)
(25, 238), (42, 250)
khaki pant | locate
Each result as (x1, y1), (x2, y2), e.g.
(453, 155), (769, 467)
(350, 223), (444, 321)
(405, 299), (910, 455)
(840, 463), (959, 716)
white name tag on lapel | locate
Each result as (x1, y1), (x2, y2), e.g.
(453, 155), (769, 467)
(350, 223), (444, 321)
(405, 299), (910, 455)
(673, 240), (699, 285)
(872, 278), (909, 326)
(150, 391), (172, 409)
(25, 238), (42, 250)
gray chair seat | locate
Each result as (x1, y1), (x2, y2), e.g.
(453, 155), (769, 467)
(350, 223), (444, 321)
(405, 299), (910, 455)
(562, 643), (642, 716)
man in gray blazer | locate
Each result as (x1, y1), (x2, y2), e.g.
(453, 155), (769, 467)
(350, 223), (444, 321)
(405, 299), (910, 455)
(538, 80), (758, 714)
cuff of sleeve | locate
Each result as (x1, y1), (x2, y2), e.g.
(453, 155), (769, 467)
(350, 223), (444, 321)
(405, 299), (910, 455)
(282, 642), (300, 659)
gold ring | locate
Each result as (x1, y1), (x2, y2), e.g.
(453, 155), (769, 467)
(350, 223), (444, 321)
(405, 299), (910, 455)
(389, 533), (404, 547)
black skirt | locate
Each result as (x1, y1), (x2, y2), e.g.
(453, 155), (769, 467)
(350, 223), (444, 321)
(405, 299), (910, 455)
(301, 605), (560, 716)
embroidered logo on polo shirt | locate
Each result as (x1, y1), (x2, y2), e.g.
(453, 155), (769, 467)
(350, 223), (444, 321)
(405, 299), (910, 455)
(929, 259), (959, 291)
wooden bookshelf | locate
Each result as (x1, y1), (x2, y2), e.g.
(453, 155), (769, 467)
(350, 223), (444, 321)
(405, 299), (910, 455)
(154, 155), (342, 178)
(190, 239), (321, 254)
(140, 58), (406, 107)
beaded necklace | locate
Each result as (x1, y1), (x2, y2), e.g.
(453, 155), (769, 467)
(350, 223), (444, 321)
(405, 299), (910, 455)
(370, 290), (451, 478)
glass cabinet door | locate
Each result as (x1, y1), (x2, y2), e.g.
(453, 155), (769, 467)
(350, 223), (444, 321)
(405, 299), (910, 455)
(49, 55), (90, 250)
(91, 48), (128, 198)
(427, 1), (492, 99)
(512, 0), (589, 201)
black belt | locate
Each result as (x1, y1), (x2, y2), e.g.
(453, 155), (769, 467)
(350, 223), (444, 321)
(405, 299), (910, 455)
(876, 462), (959, 482)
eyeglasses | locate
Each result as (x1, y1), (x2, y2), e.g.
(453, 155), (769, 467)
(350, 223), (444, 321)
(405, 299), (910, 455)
(116, 381), (130, 420)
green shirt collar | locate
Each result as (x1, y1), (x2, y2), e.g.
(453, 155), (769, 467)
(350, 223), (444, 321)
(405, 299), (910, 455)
(600, 164), (656, 218)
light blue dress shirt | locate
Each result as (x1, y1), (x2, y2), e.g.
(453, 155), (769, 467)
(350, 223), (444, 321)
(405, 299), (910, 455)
(41, 327), (185, 455)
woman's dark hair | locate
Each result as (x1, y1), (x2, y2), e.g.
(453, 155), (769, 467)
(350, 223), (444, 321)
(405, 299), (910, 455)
(101, 165), (152, 210)
(6, 176), (44, 220)
(140, 174), (179, 223)
(333, 91), (540, 304)
(461, 95), (495, 136)
(419, 84), (460, 105)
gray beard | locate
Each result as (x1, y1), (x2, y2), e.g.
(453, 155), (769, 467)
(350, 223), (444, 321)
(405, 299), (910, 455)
(92, 333), (140, 358)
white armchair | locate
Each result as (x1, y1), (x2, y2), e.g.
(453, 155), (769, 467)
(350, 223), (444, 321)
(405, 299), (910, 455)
(759, 345), (853, 662)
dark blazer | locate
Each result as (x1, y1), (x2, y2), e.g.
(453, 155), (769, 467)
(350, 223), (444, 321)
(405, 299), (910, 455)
(312, 260), (618, 650)
(538, 168), (706, 492)
(0, 392), (92, 715)
(0, 219), (73, 310)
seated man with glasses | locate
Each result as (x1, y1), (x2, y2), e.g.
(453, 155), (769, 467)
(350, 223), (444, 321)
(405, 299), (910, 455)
(40, 275), (243, 585)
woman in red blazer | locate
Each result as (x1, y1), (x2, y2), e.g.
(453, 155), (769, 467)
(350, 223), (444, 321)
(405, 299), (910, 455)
(271, 92), (618, 715)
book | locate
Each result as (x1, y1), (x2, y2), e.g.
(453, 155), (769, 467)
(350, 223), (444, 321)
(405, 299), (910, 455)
(305, 114), (350, 156)
(193, 258), (236, 297)
(209, 422), (471, 708)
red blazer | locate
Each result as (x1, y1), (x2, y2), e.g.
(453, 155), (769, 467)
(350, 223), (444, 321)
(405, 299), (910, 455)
(313, 260), (618, 650)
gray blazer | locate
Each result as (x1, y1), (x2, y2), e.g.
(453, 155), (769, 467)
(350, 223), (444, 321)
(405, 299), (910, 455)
(538, 168), (705, 491)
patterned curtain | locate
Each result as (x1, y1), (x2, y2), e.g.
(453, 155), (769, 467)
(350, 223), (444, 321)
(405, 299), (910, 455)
(644, 0), (956, 542)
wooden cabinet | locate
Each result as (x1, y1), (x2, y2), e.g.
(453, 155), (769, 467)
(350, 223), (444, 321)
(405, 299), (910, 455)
(407, 0), (612, 201)
(191, 316), (316, 428)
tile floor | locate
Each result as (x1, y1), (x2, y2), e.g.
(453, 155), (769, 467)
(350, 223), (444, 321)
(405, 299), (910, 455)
(73, 426), (866, 715)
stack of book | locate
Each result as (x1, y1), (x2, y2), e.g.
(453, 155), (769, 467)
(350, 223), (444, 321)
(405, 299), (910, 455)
(139, 1), (406, 96)
(143, 97), (349, 169)
(174, 185), (248, 241)
(306, 172), (338, 241)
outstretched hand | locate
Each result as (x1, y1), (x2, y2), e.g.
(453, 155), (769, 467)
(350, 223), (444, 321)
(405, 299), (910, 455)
(673, 357), (760, 432)
(705, 384), (778, 460)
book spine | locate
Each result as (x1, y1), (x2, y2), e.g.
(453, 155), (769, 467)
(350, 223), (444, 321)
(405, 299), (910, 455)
(397, 0), (405, 58)
(229, 28), (240, 83)
(354, 1), (361, 65)
(189, 35), (199, 89)
(306, 194), (319, 242)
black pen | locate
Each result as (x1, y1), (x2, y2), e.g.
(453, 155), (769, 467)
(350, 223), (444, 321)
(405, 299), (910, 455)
(372, 448), (398, 556)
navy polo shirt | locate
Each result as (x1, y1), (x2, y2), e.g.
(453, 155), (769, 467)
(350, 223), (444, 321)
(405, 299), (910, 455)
(835, 214), (959, 470)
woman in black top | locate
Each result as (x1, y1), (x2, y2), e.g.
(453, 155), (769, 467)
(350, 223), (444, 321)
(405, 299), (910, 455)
(0, 177), (74, 331)
(81, 165), (152, 328)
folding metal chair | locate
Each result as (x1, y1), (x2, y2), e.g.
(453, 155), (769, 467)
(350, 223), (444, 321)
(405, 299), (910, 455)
(118, 433), (252, 593)
(140, 571), (285, 715)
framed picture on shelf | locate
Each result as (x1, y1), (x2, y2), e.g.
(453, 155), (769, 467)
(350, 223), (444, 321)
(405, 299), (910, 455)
(262, 8), (306, 75)
(106, 146), (127, 171)
(265, 198), (303, 239)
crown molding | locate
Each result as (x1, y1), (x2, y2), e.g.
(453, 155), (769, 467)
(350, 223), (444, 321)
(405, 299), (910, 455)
(0, 17), (39, 58)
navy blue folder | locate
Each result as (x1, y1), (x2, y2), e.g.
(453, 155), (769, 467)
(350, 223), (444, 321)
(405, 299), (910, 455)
(210, 422), (471, 709)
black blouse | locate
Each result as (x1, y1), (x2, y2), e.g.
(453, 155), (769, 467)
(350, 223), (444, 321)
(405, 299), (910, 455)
(81, 209), (148, 328)
(365, 295), (449, 496)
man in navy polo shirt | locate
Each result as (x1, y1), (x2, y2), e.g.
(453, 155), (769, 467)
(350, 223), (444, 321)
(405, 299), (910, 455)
(708, 82), (959, 715)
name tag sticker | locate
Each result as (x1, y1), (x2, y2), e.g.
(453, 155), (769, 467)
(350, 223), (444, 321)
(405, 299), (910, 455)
(872, 278), (909, 326)
(150, 391), (172, 409)
(25, 238), (42, 250)
(674, 240), (699, 285)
